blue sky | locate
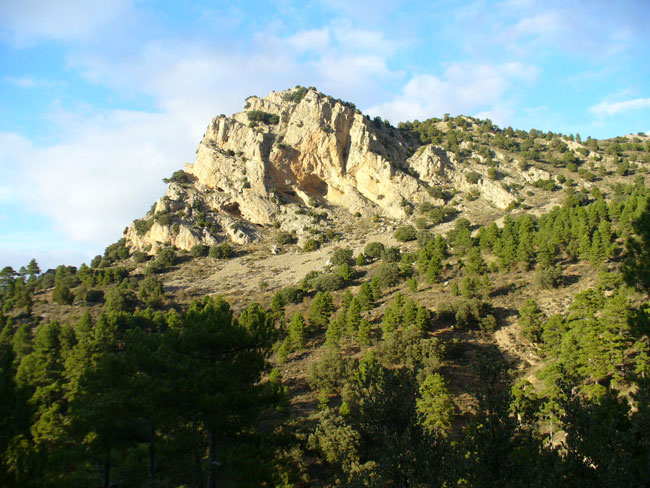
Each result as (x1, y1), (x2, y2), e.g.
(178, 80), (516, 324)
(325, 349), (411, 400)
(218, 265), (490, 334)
(1, 0), (649, 270)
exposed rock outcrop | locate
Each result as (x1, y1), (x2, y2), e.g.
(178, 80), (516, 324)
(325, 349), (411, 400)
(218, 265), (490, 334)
(125, 87), (528, 253)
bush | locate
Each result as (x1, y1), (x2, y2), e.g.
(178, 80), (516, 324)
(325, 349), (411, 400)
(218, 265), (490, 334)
(466, 171), (481, 184)
(105, 286), (137, 313)
(394, 225), (417, 242)
(282, 86), (308, 104)
(382, 246), (401, 263)
(132, 251), (149, 263)
(535, 265), (562, 289)
(139, 276), (164, 308)
(209, 243), (234, 259)
(156, 248), (176, 267)
(247, 110), (279, 125)
(372, 263), (401, 289)
(84, 289), (104, 304)
(417, 230), (434, 248)
(104, 238), (130, 263)
(134, 218), (154, 236)
(190, 244), (210, 257)
(155, 212), (173, 226)
(271, 286), (304, 311)
(532, 179), (559, 191)
(308, 348), (348, 395)
(303, 239), (320, 252)
(331, 248), (353, 266)
(145, 260), (166, 275)
(364, 242), (385, 260)
(163, 170), (193, 185)
(52, 283), (74, 305)
(487, 167), (498, 180)
(313, 273), (345, 292)
(277, 232), (296, 245)
(427, 187), (445, 199)
(428, 206), (458, 225)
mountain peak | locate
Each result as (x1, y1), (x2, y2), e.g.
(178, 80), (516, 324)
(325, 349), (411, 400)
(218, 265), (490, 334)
(123, 87), (566, 254)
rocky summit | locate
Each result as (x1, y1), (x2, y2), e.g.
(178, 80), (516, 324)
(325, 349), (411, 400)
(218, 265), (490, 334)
(124, 86), (553, 254)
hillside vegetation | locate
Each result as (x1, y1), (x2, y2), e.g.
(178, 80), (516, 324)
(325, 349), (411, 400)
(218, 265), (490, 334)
(2, 87), (650, 487)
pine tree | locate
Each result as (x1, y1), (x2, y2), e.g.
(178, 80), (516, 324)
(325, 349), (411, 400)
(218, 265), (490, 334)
(288, 312), (306, 351)
(461, 275), (478, 299)
(357, 282), (375, 311)
(26, 259), (41, 282)
(416, 373), (454, 437)
(519, 299), (545, 343)
(309, 291), (334, 330)
(589, 231), (606, 266)
(402, 298), (418, 328)
(358, 319), (371, 346)
(466, 247), (487, 275)
(326, 313), (345, 347)
(414, 306), (431, 332)
(426, 255), (442, 284)
(345, 298), (362, 336)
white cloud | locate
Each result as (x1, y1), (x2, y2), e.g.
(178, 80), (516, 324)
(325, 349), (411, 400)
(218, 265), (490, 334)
(589, 98), (650, 118)
(4, 75), (63, 88)
(0, 0), (133, 45)
(288, 27), (331, 52)
(365, 62), (539, 124)
(0, 109), (194, 247)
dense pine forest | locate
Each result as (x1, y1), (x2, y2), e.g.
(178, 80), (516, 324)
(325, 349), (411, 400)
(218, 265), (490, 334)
(2, 110), (650, 487)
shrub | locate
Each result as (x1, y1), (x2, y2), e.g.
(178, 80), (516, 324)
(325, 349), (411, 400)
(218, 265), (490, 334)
(282, 86), (308, 104)
(535, 265), (562, 289)
(382, 246), (402, 263)
(156, 247), (176, 267)
(428, 206), (458, 225)
(487, 167), (498, 180)
(84, 289), (104, 304)
(277, 232), (296, 245)
(52, 283), (74, 305)
(414, 217), (428, 230)
(394, 225), (417, 242)
(209, 243), (234, 259)
(417, 230), (434, 248)
(372, 263), (401, 289)
(427, 187), (445, 199)
(247, 110), (279, 125)
(303, 239), (320, 252)
(466, 171), (481, 184)
(532, 179), (558, 191)
(104, 238), (130, 263)
(190, 244), (210, 257)
(331, 248), (353, 266)
(134, 218), (154, 236)
(145, 260), (166, 275)
(132, 251), (149, 263)
(139, 276), (164, 308)
(271, 286), (305, 311)
(105, 286), (137, 313)
(155, 212), (173, 226)
(313, 273), (345, 292)
(364, 242), (385, 260)
(308, 348), (348, 395)
(163, 170), (193, 186)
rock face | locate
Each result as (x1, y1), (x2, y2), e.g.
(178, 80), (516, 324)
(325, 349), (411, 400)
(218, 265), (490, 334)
(125, 87), (528, 253)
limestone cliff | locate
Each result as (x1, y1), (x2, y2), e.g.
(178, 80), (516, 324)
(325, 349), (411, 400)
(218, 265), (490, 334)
(125, 87), (535, 253)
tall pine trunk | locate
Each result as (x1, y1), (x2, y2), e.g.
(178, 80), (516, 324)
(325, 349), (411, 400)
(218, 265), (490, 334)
(206, 429), (217, 488)
(103, 456), (111, 488)
(149, 422), (156, 478)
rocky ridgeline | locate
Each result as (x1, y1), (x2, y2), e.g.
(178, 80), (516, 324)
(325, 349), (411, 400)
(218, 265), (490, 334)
(124, 87), (552, 254)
